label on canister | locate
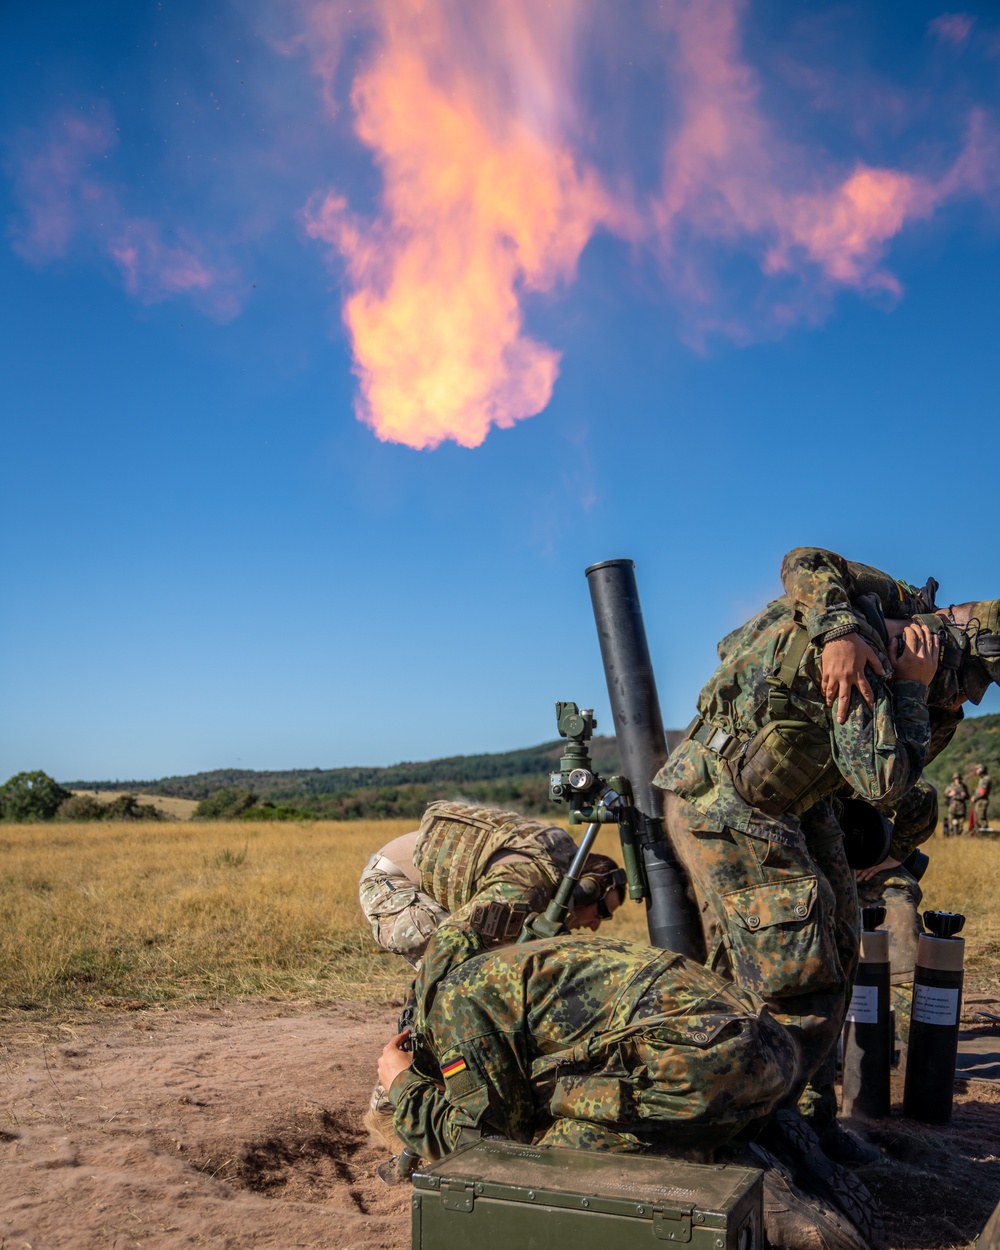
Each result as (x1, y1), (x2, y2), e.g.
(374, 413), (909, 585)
(846, 984), (879, 1024)
(912, 984), (960, 1026)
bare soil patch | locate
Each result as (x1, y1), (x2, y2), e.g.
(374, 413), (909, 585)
(0, 999), (411, 1249)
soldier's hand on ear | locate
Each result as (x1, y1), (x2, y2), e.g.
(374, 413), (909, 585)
(893, 619), (941, 686)
(821, 634), (885, 724)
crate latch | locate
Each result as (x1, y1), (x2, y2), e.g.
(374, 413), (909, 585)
(653, 1205), (693, 1242)
(441, 1179), (475, 1213)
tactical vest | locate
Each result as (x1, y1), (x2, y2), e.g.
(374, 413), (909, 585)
(690, 608), (889, 818)
(413, 801), (575, 914)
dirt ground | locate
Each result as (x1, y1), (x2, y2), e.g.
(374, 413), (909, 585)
(2, 998), (1000, 1250)
(0, 999), (411, 1250)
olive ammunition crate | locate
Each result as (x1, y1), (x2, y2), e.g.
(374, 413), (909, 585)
(411, 1140), (762, 1250)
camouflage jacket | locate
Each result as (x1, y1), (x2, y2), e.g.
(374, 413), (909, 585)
(945, 779), (970, 806)
(779, 547), (936, 644)
(976, 773), (992, 799)
(656, 596), (931, 841)
(390, 928), (793, 1160)
(780, 548), (956, 859)
(414, 801), (576, 914)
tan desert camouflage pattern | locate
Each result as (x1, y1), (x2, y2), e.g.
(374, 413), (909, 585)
(358, 854), (450, 966)
(390, 926), (797, 1161)
(414, 800), (575, 913)
(360, 852), (565, 966)
(359, 803), (582, 965)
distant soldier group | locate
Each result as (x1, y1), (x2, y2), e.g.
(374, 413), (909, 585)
(943, 764), (992, 835)
(356, 548), (1000, 1250)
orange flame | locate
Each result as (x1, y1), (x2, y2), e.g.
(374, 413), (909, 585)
(302, 1), (611, 450)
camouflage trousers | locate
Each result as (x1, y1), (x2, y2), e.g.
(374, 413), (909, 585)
(358, 853), (450, 968)
(944, 803), (967, 835)
(663, 792), (858, 1109)
(972, 798), (990, 831)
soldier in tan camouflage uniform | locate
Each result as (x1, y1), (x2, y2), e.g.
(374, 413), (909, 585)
(943, 773), (969, 836)
(359, 800), (625, 967)
(971, 764), (992, 832)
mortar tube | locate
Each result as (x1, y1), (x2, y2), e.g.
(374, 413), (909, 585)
(902, 933), (965, 1124)
(585, 559), (703, 959)
(842, 925), (892, 1119)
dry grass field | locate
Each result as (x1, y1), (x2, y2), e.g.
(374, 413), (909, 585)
(1, 817), (999, 1011)
(0, 819), (653, 1010)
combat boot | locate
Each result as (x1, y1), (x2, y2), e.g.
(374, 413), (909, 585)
(760, 1109), (884, 1249)
(363, 1106), (407, 1156)
(818, 1121), (882, 1165)
(732, 1143), (868, 1250)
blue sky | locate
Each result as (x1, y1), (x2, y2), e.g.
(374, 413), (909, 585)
(2, 1), (998, 782)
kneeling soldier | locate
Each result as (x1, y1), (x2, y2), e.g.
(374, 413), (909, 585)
(359, 801), (625, 1139)
(380, 920), (879, 1250)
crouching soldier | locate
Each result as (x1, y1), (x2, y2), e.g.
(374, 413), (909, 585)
(380, 920), (880, 1250)
(359, 800), (625, 967)
(358, 801), (625, 1140)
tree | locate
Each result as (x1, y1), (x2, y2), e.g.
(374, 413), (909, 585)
(194, 788), (259, 820)
(0, 771), (72, 822)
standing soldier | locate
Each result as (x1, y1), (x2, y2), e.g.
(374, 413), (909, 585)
(971, 765), (992, 833)
(943, 773), (969, 836)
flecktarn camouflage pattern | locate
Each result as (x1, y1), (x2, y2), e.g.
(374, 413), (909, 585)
(656, 549), (933, 1122)
(390, 931), (797, 1162)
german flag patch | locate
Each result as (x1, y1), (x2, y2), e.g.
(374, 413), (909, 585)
(441, 1056), (467, 1079)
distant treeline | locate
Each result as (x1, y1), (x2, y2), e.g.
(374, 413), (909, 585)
(50, 713), (1000, 823)
(926, 712), (1000, 789)
(66, 737), (631, 822)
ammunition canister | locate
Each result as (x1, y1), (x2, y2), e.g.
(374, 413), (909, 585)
(902, 911), (966, 1125)
(842, 907), (892, 1119)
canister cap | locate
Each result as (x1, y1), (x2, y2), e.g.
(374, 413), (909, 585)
(924, 911), (965, 939)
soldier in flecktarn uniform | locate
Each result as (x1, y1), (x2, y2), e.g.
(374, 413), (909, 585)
(657, 548), (940, 1164)
(379, 919), (881, 1250)
(358, 801), (624, 1136)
